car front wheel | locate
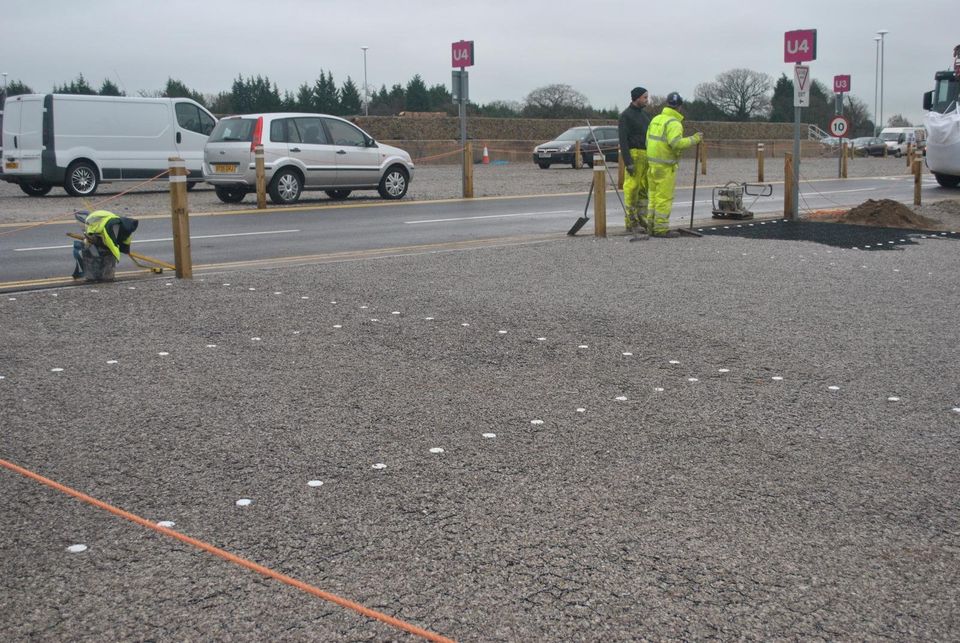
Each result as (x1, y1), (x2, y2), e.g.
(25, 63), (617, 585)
(64, 161), (99, 197)
(537, 161), (551, 169)
(269, 169), (303, 205)
(215, 186), (246, 203)
(19, 181), (52, 197)
(378, 166), (409, 200)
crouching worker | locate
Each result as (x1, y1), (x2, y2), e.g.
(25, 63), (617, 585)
(72, 210), (139, 281)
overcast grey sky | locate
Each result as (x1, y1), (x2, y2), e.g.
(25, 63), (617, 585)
(4, 0), (956, 124)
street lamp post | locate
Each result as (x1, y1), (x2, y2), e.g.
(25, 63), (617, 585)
(877, 29), (889, 133)
(873, 37), (881, 135)
(361, 46), (369, 117)
(2, 73), (7, 103)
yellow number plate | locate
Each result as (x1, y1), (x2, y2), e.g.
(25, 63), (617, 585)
(4, 161), (18, 170)
(213, 163), (237, 173)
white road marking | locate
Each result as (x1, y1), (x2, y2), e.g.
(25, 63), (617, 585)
(15, 229), (301, 252)
(404, 210), (574, 224)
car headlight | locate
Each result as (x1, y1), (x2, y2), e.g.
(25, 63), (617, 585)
(560, 144), (572, 152)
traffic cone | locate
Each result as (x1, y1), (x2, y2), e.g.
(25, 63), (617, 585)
(482, 146), (490, 164)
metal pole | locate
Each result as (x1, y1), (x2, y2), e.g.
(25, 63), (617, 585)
(792, 64), (800, 220)
(361, 46), (369, 116)
(873, 37), (881, 136)
(878, 30), (889, 132)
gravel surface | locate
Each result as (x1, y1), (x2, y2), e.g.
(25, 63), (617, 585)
(0, 156), (924, 225)
(2, 226), (958, 640)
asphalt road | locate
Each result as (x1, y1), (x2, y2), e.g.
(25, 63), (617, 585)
(0, 173), (945, 288)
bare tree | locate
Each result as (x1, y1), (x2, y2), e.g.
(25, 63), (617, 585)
(885, 113), (913, 127)
(522, 84), (590, 118)
(694, 68), (772, 121)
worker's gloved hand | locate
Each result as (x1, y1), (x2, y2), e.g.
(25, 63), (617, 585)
(626, 164), (635, 174)
(692, 132), (703, 144)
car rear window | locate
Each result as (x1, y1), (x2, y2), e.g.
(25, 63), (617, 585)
(208, 118), (256, 143)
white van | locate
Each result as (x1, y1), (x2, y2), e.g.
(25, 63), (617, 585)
(1, 94), (216, 197)
(879, 126), (926, 157)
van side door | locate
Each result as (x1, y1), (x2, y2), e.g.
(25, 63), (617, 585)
(174, 101), (217, 180)
(321, 117), (380, 187)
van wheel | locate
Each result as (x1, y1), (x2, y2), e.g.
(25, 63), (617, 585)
(269, 169), (302, 204)
(19, 181), (52, 197)
(325, 189), (352, 200)
(934, 173), (960, 188)
(894, 150), (902, 158)
(64, 161), (99, 197)
(377, 166), (409, 200)
(215, 186), (246, 203)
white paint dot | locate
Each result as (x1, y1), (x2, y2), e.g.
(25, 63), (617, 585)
(206, 344), (217, 348)
(307, 480), (324, 487)
(301, 296), (309, 300)
(828, 386), (840, 391)
(952, 407), (960, 414)
(330, 301), (337, 304)
(429, 447), (445, 454)
(498, 330), (508, 334)
(89, 289), (98, 293)
(578, 345), (589, 349)
(8, 297), (16, 301)
(718, 368), (730, 373)
(235, 498), (253, 506)
(669, 360), (680, 364)
(165, 283), (173, 287)
(51, 292), (60, 296)
(248, 288), (256, 291)
(372, 463), (387, 470)
(50, 368), (64, 372)
(424, 317), (435, 321)
(887, 396), (900, 402)
(333, 325), (342, 329)
(654, 387), (665, 392)
(273, 291), (282, 295)
(106, 360), (118, 365)
(66, 544), (88, 553)
(360, 305), (368, 309)
(158, 352), (169, 356)
(622, 352), (633, 356)
(530, 419), (544, 425)
(615, 396), (628, 401)
(157, 520), (176, 528)
(537, 337), (547, 341)
(292, 331), (301, 335)
(222, 283), (231, 286)
(370, 318), (380, 322)
(461, 323), (470, 327)
(772, 376), (784, 381)
(251, 337), (261, 341)
(688, 378), (699, 382)
(576, 408), (586, 413)
(0, 376), (5, 380)
(482, 433), (497, 439)
(392, 311), (401, 315)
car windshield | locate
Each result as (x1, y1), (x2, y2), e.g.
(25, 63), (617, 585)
(555, 128), (589, 142)
(208, 119), (257, 143)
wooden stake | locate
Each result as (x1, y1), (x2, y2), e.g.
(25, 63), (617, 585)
(699, 141), (707, 175)
(462, 141), (474, 198)
(913, 158), (923, 206)
(255, 145), (266, 209)
(168, 157), (192, 279)
(574, 140), (582, 169)
(784, 152), (794, 219)
(757, 143), (765, 182)
(840, 142), (848, 178)
(593, 154), (606, 237)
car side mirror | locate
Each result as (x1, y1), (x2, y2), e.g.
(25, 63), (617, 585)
(366, 137), (377, 148)
(923, 91), (932, 111)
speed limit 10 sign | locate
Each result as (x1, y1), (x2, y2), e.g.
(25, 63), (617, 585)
(829, 115), (851, 138)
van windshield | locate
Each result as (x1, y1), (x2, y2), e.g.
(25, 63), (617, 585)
(880, 132), (900, 141)
(208, 119), (256, 143)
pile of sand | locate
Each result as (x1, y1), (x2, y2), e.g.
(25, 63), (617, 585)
(837, 199), (942, 229)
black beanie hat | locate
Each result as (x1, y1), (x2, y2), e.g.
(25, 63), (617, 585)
(630, 87), (648, 101)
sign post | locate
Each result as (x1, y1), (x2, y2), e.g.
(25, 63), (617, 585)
(829, 114), (851, 178)
(785, 29), (816, 220)
(451, 40), (475, 198)
(832, 76), (851, 177)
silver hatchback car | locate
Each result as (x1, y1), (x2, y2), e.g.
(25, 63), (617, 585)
(203, 112), (414, 204)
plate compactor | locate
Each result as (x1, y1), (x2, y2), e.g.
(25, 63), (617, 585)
(711, 181), (773, 220)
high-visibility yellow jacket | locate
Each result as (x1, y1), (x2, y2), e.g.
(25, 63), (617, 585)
(84, 210), (135, 260)
(646, 107), (700, 167)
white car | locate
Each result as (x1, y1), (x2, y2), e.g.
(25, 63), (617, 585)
(203, 112), (414, 204)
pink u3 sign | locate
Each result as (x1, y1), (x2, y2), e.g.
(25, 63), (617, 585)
(784, 29), (817, 63)
(451, 40), (475, 68)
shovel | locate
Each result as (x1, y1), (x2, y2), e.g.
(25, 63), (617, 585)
(678, 141), (704, 238)
(566, 183), (592, 235)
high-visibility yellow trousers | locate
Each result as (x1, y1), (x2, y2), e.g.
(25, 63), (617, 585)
(646, 163), (677, 235)
(623, 149), (648, 231)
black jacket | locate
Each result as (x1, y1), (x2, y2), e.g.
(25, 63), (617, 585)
(618, 104), (651, 163)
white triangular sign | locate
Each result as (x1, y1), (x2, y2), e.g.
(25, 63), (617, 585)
(794, 66), (810, 91)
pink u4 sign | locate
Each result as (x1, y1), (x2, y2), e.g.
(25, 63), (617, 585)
(451, 41), (475, 68)
(784, 29), (817, 64)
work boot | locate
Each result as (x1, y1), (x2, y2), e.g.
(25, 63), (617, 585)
(653, 230), (680, 238)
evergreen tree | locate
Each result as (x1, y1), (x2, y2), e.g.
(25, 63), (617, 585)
(295, 83), (314, 112)
(369, 85), (391, 115)
(280, 90), (297, 111)
(5, 80), (33, 97)
(163, 78), (205, 105)
(208, 91), (233, 115)
(769, 74), (793, 123)
(339, 77), (362, 115)
(428, 83), (453, 110)
(313, 70), (339, 114)
(405, 74), (430, 111)
(53, 74), (96, 95)
(386, 83), (406, 114)
(98, 79), (123, 96)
